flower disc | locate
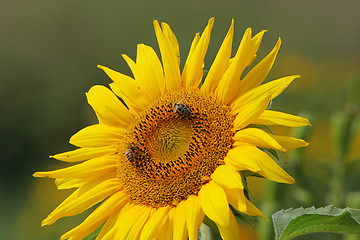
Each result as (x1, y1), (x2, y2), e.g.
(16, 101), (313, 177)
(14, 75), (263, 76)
(118, 89), (235, 208)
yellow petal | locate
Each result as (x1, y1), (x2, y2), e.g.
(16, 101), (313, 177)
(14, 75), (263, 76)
(199, 181), (240, 240)
(253, 110), (311, 127)
(242, 30), (266, 70)
(60, 191), (129, 240)
(215, 28), (254, 105)
(162, 22), (180, 66)
(173, 200), (188, 240)
(185, 195), (204, 240)
(210, 167), (248, 221)
(41, 178), (121, 226)
(100, 203), (129, 240)
(69, 124), (124, 148)
(211, 165), (244, 190)
(121, 54), (147, 92)
(232, 75), (299, 110)
(222, 188), (247, 212)
(33, 155), (117, 179)
(123, 44), (165, 100)
(224, 147), (261, 172)
(50, 145), (117, 162)
(233, 128), (285, 151)
(136, 44), (166, 96)
(199, 181), (230, 225)
(86, 85), (132, 127)
(199, 181), (239, 239)
(55, 178), (83, 190)
(251, 30), (267, 55)
(140, 205), (171, 240)
(182, 18), (214, 88)
(236, 145), (295, 184)
(186, 33), (200, 67)
(156, 208), (174, 240)
(96, 211), (120, 240)
(54, 169), (116, 190)
(271, 134), (309, 149)
(113, 204), (151, 240)
(98, 65), (151, 113)
(201, 19), (234, 94)
(153, 20), (181, 91)
(126, 206), (152, 240)
(233, 92), (272, 130)
(244, 198), (266, 219)
(217, 219), (241, 240)
(237, 38), (281, 96)
(101, 202), (150, 240)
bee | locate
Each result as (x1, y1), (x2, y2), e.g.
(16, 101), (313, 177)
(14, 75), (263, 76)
(125, 143), (135, 162)
(172, 98), (191, 116)
(125, 143), (144, 162)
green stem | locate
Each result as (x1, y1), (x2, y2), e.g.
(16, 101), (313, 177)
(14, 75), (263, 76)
(329, 156), (345, 240)
(330, 156), (346, 207)
(259, 181), (281, 240)
(330, 106), (357, 208)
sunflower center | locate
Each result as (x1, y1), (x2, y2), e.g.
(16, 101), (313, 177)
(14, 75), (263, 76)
(148, 118), (193, 164)
(117, 89), (235, 208)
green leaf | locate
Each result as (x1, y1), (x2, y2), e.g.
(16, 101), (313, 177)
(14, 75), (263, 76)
(272, 206), (360, 240)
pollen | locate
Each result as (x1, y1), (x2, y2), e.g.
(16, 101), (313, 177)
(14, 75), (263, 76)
(117, 89), (235, 208)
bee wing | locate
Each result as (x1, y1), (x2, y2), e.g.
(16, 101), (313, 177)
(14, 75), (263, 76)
(125, 146), (131, 155)
(177, 98), (185, 104)
(173, 104), (178, 113)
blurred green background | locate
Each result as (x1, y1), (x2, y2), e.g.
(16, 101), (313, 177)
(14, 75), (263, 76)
(1, 0), (359, 239)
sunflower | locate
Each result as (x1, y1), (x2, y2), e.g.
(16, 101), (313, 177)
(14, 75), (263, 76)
(34, 18), (310, 240)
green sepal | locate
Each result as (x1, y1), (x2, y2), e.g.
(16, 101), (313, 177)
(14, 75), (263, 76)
(263, 148), (281, 162)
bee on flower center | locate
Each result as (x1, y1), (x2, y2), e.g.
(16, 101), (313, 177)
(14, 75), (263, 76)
(172, 98), (191, 116)
(125, 143), (144, 162)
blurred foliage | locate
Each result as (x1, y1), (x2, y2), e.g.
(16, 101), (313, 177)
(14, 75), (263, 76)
(1, 0), (359, 239)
